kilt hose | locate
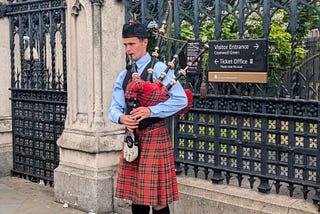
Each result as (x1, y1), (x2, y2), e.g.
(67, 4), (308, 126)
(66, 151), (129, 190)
(115, 120), (179, 206)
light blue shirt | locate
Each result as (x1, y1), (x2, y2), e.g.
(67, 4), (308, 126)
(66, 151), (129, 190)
(108, 53), (188, 124)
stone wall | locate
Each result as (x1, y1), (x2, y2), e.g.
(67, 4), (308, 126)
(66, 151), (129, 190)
(0, 7), (12, 177)
(174, 176), (318, 214)
(54, 0), (125, 213)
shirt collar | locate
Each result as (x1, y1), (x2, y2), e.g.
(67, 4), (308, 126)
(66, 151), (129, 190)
(135, 53), (151, 72)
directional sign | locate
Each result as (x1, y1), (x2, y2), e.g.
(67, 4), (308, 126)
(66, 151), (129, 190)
(208, 39), (268, 83)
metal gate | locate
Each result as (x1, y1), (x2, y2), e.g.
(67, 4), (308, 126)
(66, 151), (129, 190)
(6, 0), (67, 185)
(125, 0), (320, 207)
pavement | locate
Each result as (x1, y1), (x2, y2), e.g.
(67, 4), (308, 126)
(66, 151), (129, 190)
(1, 174), (319, 214)
(0, 176), (86, 214)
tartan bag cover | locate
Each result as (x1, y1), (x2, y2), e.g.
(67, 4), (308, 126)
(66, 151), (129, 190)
(124, 73), (193, 116)
(125, 76), (169, 106)
(115, 120), (179, 205)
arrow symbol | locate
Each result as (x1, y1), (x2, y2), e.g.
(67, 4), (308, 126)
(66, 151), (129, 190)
(215, 59), (219, 64)
(253, 43), (259, 50)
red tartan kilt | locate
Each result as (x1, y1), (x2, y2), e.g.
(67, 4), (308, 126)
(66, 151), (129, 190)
(115, 120), (179, 205)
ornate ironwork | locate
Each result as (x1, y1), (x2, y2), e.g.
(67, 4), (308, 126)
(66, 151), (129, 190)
(8, 0), (67, 184)
(125, 0), (320, 208)
(0, 2), (7, 18)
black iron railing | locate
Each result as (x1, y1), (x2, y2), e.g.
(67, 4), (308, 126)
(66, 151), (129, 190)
(7, 0), (67, 184)
(124, 0), (320, 208)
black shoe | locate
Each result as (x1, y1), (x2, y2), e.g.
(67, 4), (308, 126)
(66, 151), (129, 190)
(152, 205), (170, 214)
(132, 204), (150, 214)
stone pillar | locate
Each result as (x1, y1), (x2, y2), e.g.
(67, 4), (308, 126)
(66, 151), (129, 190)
(54, 0), (125, 213)
(0, 6), (12, 177)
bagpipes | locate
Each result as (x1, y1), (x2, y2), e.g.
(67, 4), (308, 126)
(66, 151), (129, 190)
(124, 42), (208, 116)
(122, 1), (208, 162)
(124, 1), (208, 116)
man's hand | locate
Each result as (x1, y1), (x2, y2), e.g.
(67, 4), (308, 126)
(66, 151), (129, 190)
(130, 106), (151, 122)
(119, 114), (139, 132)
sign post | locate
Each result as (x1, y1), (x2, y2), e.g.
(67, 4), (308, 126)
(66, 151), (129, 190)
(208, 39), (268, 83)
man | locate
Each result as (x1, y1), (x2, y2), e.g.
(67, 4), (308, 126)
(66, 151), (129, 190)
(108, 21), (187, 214)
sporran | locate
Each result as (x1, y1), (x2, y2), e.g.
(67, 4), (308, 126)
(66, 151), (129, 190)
(123, 131), (139, 162)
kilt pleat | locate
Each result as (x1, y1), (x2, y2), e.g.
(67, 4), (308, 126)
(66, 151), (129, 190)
(115, 121), (179, 206)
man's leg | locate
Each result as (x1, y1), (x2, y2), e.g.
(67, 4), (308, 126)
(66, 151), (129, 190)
(131, 204), (150, 214)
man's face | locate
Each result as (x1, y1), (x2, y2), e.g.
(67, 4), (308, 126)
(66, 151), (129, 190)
(123, 37), (148, 61)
